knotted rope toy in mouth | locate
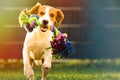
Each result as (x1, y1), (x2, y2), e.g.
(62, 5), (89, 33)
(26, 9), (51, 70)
(19, 11), (75, 57)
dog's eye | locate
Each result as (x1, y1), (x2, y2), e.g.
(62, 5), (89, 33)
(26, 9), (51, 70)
(50, 13), (54, 17)
(40, 11), (45, 15)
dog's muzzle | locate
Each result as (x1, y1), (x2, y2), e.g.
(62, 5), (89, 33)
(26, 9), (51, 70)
(40, 25), (48, 32)
(40, 20), (49, 32)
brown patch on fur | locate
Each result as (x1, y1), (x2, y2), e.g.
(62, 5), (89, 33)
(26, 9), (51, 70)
(26, 3), (64, 28)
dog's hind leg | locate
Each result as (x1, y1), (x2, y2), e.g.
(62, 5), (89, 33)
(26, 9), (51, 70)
(23, 47), (35, 80)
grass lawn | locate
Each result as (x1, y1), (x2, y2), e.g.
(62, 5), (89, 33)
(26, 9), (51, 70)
(0, 59), (120, 80)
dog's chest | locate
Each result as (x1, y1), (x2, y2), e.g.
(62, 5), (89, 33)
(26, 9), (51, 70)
(25, 28), (53, 44)
(24, 28), (53, 59)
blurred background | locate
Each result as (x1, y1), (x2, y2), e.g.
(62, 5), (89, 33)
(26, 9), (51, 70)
(0, 0), (120, 59)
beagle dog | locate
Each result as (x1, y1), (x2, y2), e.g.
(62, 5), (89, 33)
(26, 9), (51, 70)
(21, 3), (64, 80)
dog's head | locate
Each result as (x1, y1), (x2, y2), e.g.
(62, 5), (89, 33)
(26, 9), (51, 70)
(27, 3), (64, 32)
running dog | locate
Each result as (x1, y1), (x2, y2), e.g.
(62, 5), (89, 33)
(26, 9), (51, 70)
(19, 2), (64, 80)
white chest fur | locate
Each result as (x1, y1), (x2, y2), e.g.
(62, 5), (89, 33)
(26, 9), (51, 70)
(24, 27), (53, 60)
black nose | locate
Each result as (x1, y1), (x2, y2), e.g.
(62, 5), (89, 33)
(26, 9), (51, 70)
(43, 20), (48, 25)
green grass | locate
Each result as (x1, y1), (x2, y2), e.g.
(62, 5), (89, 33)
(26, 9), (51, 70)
(0, 59), (120, 80)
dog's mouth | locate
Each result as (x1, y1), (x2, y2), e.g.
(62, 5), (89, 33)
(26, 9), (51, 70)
(40, 25), (48, 32)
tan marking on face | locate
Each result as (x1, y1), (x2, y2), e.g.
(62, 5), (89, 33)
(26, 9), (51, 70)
(27, 3), (64, 29)
(37, 6), (46, 17)
(49, 7), (57, 25)
(36, 5), (64, 28)
(38, 6), (57, 25)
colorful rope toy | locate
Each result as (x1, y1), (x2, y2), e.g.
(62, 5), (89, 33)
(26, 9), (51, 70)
(22, 14), (75, 57)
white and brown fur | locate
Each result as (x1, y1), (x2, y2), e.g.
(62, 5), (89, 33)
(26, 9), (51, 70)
(22, 2), (64, 80)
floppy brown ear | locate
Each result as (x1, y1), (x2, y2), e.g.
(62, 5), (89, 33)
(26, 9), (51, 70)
(27, 2), (41, 15)
(56, 9), (64, 28)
